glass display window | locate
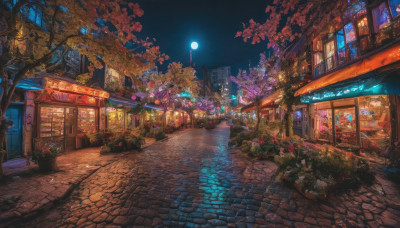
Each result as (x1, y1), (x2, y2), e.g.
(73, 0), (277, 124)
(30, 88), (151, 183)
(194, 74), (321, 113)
(359, 95), (391, 153)
(40, 106), (65, 137)
(334, 107), (357, 145)
(107, 108), (125, 130)
(78, 108), (97, 134)
(389, 0), (400, 18)
(314, 108), (333, 142)
(372, 2), (391, 32)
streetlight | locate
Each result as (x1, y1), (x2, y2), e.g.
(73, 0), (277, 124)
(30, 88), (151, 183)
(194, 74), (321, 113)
(190, 41), (198, 67)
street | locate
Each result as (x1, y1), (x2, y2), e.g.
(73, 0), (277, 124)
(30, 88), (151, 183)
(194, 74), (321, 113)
(15, 122), (400, 227)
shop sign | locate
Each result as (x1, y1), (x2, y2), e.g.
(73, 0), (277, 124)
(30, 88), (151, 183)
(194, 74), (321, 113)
(106, 107), (117, 113)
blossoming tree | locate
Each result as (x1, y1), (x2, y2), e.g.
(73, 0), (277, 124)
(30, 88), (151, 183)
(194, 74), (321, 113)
(152, 62), (200, 129)
(0, 0), (166, 178)
(230, 54), (276, 131)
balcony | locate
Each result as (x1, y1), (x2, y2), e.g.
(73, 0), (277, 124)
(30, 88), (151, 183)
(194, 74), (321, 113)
(313, 62), (325, 78)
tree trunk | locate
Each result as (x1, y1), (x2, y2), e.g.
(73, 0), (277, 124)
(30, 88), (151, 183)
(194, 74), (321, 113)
(0, 116), (7, 180)
(284, 108), (294, 137)
(162, 110), (167, 129)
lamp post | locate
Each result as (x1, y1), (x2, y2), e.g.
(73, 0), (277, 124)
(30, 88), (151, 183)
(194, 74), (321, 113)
(190, 41), (198, 67)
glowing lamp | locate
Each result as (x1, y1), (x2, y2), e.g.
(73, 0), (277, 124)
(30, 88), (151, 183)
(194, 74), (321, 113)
(155, 100), (160, 105)
(131, 95), (136, 101)
(191, 41), (199, 50)
(149, 80), (155, 88)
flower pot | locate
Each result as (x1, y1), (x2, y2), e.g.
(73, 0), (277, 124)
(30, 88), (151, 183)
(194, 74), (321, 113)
(37, 157), (58, 172)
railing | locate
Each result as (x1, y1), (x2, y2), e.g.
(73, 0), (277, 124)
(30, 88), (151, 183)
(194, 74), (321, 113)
(325, 55), (336, 72)
(313, 62), (325, 77)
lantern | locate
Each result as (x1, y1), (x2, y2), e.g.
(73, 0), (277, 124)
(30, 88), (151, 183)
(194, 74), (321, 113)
(155, 100), (160, 105)
(149, 80), (155, 88)
(131, 95), (136, 101)
(217, 107), (221, 110)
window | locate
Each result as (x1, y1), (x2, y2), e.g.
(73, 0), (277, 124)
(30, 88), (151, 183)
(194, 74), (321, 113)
(359, 95), (391, 153)
(78, 108), (97, 134)
(389, 0), (400, 18)
(372, 2), (391, 31)
(325, 40), (336, 71)
(336, 29), (346, 65)
(344, 23), (357, 59)
(313, 37), (324, 76)
(40, 107), (65, 137)
(344, 23), (356, 43)
(357, 17), (370, 36)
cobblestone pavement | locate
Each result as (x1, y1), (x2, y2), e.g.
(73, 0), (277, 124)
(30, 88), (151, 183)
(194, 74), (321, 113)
(15, 122), (400, 227)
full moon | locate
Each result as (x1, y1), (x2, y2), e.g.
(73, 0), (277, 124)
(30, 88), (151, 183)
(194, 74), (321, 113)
(191, 41), (199, 50)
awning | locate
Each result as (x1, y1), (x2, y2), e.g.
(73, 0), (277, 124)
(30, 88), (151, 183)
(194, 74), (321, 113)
(108, 93), (138, 108)
(145, 103), (164, 111)
(241, 90), (284, 112)
(295, 40), (400, 97)
(299, 70), (400, 103)
(0, 78), (43, 91)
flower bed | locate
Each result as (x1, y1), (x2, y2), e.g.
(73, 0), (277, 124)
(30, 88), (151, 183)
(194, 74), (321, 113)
(229, 125), (375, 200)
(100, 129), (144, 154)
(274, 141), (374, 200)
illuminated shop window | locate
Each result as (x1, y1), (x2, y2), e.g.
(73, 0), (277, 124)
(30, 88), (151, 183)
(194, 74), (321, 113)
(359, 95), (391, 153)
(107, 108), (125, 130)
(78, 108), (96, 134)
(372, 2), (391, 31)
(334, 107), (357, 146)
(40, 107), (65, 137)
(389, 0), (400, 17)
(314, 102), (333, 143)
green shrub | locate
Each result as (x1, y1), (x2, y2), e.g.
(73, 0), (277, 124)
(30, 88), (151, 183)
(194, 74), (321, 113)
(230, 124), (244, 138)
(155, 131), (166, 140)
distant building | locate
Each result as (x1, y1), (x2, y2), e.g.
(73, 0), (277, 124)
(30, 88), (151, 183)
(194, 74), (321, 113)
(209, 66), (232, 106)
(199, 67), (214, 98)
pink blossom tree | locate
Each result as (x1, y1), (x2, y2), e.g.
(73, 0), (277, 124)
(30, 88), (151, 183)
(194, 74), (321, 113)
(230, 54), (276, 131)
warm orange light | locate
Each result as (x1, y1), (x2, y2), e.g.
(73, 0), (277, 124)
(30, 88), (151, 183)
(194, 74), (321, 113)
(45, 78), (109, 98)
(295, 42), (400, 97)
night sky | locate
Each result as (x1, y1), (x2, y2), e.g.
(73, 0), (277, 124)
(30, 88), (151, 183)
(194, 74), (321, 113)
(135, 0), (270, 74)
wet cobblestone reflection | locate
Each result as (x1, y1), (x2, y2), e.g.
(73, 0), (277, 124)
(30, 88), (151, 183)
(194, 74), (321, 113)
(16, 123), (400, 227)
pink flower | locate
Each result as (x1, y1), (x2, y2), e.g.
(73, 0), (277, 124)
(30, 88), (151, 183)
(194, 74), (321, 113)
(118, 142), (123, 147)
(259, 140), (265, 146)
(288, 145), (294, 153)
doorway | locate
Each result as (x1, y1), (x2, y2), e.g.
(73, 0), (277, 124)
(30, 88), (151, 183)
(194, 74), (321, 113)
(65, 107), (77, 152)
(334, 107), (357, 145)
(6, 105), (22, 159)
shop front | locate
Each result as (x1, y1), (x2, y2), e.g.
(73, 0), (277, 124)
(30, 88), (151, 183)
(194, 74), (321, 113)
(308, 95), (391, 152)
(34, 78), (109, 152)
(106, 94), (139, 130)
(298, 70), (400, 154)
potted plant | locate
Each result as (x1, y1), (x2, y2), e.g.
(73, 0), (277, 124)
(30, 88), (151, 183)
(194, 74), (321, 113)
(33, 144), (59, 172)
